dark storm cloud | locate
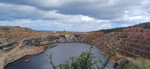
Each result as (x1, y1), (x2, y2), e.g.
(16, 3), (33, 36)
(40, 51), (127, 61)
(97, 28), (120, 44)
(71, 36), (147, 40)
(0, 3), (43, 21)
(0, 0), (146, 20)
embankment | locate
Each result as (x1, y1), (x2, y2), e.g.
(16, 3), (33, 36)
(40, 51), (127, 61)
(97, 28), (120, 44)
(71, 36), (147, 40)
(0, 45), (56, 69)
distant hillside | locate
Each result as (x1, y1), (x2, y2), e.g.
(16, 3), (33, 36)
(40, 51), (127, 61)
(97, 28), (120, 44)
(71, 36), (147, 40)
(0, 26), (33, 32)
(133, 22), (150, 29)
(97, 22), (150, 33)
(97, 27), (126, 33)
(35, 30), (70, 32)
(35, 30), (55, 32)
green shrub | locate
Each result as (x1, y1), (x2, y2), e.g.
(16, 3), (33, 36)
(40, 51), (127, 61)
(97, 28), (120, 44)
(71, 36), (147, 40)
(137, 59), (150, 69)
(130, 59), (150, 69)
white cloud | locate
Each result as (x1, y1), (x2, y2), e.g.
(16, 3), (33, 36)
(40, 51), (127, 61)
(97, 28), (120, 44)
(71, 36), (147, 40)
(0, 0), (150, 32)
(81, 16), (94, 21)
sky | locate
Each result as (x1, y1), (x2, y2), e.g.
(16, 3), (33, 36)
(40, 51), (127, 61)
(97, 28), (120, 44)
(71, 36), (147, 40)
(0, 0), (150, 32)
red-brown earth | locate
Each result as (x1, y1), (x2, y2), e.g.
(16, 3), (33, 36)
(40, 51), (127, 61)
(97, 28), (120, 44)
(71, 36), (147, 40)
(81, 23), (150, 62)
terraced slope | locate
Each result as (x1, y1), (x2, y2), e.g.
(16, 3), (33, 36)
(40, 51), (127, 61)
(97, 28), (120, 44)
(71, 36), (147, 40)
(82, 23), (150, 60)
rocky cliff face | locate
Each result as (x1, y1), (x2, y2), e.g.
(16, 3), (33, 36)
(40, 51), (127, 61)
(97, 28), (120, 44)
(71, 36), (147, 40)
(59, 35), (81, 42)
(81, 23), (150, 61)
(53, 32), (82, 43)
(0, 26), (40, 55)
(0, 26), (83, 53)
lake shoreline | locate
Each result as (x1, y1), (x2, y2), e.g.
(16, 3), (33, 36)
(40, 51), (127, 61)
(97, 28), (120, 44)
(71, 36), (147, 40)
(2, 45), (57, 69)
(5, 43), (114, 69)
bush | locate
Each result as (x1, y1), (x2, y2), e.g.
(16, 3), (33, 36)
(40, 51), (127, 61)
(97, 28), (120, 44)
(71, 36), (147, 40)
(129, 59), (150, 69)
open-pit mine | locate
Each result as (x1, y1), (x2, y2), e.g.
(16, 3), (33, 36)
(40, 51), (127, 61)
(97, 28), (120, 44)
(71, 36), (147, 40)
(0, 22), (150, 69)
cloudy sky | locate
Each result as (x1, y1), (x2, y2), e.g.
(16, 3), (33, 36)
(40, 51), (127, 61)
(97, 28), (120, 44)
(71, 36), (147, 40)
(0, 0), (150, 32)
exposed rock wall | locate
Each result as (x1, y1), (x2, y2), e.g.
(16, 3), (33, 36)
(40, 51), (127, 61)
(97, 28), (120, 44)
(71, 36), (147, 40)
(59, 35), (81, 42)
(81, 27), (150, 60)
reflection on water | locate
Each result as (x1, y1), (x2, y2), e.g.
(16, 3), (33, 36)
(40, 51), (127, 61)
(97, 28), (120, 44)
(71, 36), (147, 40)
(5, 43), (114, 69)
